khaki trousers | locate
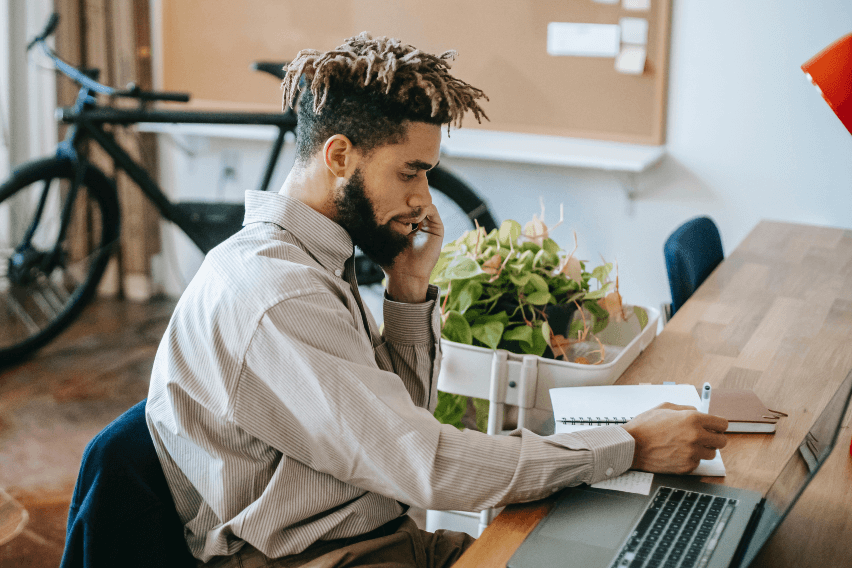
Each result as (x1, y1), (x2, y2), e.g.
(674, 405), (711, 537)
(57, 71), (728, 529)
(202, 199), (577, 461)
(200, 516), (475, 568)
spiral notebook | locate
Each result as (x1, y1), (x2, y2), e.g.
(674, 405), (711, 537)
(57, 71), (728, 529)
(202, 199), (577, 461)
(550, 384), (726, 476)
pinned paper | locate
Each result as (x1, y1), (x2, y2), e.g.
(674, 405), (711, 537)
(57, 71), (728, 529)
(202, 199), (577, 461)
(620, 17), (649, 45)
(547, 23), (621, 58)
(615, 45), (647, 75)
(623, 0), (651, 10)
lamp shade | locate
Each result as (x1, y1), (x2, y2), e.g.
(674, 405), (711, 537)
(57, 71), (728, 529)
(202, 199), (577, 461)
(802, 34), (852, 135)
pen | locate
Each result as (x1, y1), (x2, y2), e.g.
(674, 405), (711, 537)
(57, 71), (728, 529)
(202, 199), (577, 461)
(699, 382), (712, 414)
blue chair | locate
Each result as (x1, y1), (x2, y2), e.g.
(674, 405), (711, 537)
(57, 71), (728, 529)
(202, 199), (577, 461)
(664, 217), (724, 318)
(60, 399), (196, 568)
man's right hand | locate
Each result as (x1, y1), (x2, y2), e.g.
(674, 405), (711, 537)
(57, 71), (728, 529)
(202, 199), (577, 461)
(621, 403), (729, 474)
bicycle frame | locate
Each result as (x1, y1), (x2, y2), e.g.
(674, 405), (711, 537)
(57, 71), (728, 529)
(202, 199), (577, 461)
(57, 86), (298, 254)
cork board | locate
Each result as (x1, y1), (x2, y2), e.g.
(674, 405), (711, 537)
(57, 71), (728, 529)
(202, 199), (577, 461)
(156, 0), (671, 145)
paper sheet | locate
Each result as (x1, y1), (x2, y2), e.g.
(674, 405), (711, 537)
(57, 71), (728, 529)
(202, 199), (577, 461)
(615, 45), (647, 75)
(591, 470), (654, 495)
(691, 449), (726, 477)
(623, 0), (651, 10)
(620, 17), (649, 45)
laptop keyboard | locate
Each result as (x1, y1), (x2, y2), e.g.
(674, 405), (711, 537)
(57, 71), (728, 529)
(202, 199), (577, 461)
(609, 487), (738, 568)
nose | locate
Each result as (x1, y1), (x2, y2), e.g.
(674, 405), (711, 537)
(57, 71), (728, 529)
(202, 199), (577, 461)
(407, 177), (432, 210)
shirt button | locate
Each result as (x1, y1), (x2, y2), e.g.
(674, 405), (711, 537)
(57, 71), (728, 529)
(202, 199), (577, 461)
(334, 269), (342, 277)
(605, 467), (614, 477)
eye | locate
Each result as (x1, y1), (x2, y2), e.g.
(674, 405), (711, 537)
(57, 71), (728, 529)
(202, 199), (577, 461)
(400, 172), (418, 181)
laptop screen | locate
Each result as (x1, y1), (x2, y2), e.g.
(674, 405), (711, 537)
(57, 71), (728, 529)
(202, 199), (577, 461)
(738, 370), (852, 567)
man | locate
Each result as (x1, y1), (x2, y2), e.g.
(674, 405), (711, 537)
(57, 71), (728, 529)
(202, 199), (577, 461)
(146, 33), (728, 568)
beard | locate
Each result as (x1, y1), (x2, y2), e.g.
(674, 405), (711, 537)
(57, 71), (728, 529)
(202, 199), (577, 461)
(332, 168), (411, 268)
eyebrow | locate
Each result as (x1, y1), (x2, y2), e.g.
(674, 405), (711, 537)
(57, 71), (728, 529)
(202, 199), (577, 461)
(405, 159), (439, 171)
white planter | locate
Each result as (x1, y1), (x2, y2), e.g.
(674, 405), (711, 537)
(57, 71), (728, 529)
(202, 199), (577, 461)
(436, 305), (660, 435)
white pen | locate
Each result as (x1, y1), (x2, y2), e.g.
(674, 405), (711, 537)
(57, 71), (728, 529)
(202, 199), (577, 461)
(699, 382), (712, 414)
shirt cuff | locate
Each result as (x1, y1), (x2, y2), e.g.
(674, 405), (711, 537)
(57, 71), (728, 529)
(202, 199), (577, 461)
(558, 425), (635, 485)
(382, 284), (439, 344)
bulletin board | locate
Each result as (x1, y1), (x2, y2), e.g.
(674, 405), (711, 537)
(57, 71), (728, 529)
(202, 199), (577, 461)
(156, 0), (671, 145)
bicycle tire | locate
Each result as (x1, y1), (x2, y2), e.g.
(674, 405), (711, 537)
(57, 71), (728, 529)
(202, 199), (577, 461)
(0, 157), (119, 366)
(355, 166), (498, 285)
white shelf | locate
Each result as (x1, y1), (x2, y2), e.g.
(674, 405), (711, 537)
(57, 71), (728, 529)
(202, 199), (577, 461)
(136, 122), (286, 141)
(139, 123), (664, 173)
(440, 129), (665, 173)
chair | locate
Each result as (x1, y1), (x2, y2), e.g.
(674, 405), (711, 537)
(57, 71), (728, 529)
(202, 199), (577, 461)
(60, 399), (196, 568)
(663, 216), (724, 318)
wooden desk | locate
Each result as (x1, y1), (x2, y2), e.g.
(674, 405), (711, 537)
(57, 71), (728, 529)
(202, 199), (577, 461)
(454, 220), (852, 568)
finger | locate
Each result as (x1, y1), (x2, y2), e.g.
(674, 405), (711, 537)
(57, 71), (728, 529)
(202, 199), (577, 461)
(695, 445), (718, 461)
(657, 403), (699, 412)
(698, 413), (729, 434)
(697, 430), (728, 450)
(418, 204), (443, 235)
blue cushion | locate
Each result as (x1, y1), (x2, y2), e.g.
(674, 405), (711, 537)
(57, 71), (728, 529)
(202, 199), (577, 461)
(60, 399), (195, 568)
(664, 217), (724, 316)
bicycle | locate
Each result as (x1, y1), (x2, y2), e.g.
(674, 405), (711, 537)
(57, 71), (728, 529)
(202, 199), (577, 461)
(0, 14), (498, 367)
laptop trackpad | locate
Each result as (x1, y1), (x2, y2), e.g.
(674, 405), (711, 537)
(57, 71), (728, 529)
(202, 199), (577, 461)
(538, 489), (646, 549)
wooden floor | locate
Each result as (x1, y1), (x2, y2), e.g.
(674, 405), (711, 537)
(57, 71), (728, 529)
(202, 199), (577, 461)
(0, 297), (177, 567)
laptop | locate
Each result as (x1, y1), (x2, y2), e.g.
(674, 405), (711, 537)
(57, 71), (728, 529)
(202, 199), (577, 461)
(508, 370), (852, 568)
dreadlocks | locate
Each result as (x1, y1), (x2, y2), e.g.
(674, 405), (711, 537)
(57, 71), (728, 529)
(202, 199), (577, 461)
(281, 32), (489, 163)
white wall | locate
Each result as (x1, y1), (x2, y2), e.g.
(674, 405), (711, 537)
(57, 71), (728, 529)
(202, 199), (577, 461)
(153, 0), (852, 313)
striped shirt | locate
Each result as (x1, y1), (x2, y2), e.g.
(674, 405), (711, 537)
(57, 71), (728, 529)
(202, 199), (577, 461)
(145, 190), (634, 562)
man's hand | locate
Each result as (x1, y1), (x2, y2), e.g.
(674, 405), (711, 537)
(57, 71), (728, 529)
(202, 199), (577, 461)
(384, 203), (444, 303)
(621, 403), (728, 474)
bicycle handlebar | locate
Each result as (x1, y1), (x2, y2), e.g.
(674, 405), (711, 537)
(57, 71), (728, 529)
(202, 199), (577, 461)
(29, 12), (191, 103)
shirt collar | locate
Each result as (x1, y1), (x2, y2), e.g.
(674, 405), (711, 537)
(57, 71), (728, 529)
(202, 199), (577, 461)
(243, 190), (353, 273)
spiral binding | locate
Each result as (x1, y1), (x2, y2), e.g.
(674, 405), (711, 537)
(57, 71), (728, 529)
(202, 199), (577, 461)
(558, 417), (633, 425)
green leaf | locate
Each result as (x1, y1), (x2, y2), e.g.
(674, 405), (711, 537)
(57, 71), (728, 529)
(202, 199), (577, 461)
(533, 249), (559, 268)
(583, 282), (614, 300)
(542, 238), (561, 255)
(509, 272), (531, 287)
(520, 325), (548, 356)
(442, 311), (472, 344)
(472, 397), (491, 433)
(585, 299), (609, 321)
(498, 220), (522, 246)
(541, 321), (552, 344)
(633, 306), (649, 330)
(472, 321), (505, 350)
(520, 241), (541, 254)
(457, 281), (483, 314)
(503, 325), (533, 344)
(590, 262), (613, 284)
(569, 318), (586, 338)
(444, 256), (483, 281)
(526, 290), (553, 305)
(478, 312), (510, 326)
(592, 313), (609, 334)
(434, 391), (468, 430)
(528, 274), (549, 293)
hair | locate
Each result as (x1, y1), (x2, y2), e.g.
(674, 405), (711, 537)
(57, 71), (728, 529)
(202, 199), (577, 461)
(281, 32), (489, 163)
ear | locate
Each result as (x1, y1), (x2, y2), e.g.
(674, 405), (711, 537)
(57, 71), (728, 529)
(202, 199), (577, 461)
(322, 135), (357, 178)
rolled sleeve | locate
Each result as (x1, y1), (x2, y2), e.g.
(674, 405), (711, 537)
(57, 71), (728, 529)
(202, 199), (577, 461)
(382, 284), (440, 344)
(562, 425), (635, 484)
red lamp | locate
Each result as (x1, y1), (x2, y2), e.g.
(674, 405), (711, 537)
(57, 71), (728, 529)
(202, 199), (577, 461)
(802, 33), (852, 135)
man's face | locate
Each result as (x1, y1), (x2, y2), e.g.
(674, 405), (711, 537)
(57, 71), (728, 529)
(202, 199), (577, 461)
(332, 121), (441, 268)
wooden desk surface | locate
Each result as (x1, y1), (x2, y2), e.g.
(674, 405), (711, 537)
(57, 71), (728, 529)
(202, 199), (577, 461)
(454, 220), (852, 568)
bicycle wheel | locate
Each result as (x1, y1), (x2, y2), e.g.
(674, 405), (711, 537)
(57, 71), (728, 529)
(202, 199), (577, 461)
(355, 166), (498, 285)
(0, 157), (119, 366)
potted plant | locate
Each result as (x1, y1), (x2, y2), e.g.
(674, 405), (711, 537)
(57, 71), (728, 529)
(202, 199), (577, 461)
(430, 205), (651, 432)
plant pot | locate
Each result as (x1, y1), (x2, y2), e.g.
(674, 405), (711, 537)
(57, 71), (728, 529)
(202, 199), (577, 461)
(437, 304), (660, 436)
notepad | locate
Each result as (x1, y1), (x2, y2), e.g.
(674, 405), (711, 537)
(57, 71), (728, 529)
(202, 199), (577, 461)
(708, 389), (785, 433)
(550, 385), (726, 476)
